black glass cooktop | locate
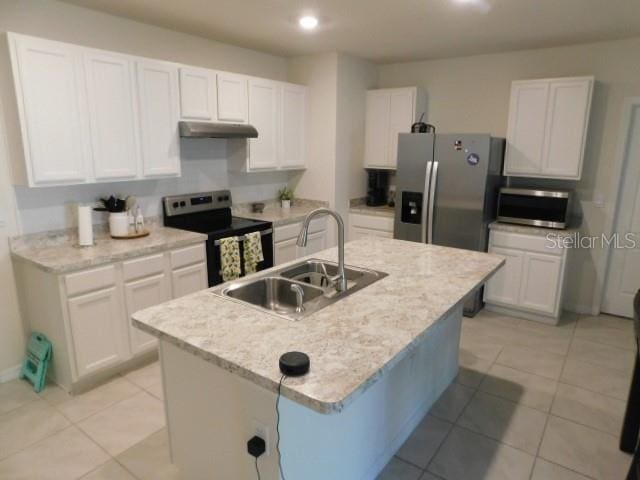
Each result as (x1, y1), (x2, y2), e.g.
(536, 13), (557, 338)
(164, 207), (271, 238)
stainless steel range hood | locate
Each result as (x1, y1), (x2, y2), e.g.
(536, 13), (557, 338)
(178, 121), (258, 139)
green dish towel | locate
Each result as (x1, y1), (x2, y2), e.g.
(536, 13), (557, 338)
(220, 236), (241, 282)
(244, 231), (264, 275)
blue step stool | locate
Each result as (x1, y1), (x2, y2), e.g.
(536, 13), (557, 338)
(21, 332), (52, 393)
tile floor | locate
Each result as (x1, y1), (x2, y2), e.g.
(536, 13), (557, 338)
(0, 310), (634, 479)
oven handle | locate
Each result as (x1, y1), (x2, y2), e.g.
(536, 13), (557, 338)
(213, 228), (273, 246)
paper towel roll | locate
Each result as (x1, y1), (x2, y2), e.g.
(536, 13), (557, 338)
(78, 205), (93, 246)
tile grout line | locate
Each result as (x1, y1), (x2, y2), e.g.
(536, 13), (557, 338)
(423, 344), (503, 477)
(558, 321), (633, 401)
(527, 322), (570, 480)
(0, 400), (71, 464)
(534, 318), (627, 480)
(73, 422), (143, 480)
(0, 365), (163, 478)
(478, 344), (629, 405)
(536, 457), (599, 480)
(423, 412), (457, 478)
(1, 374), (157, 471)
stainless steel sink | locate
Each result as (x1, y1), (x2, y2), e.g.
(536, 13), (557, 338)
(211, 259), (388, 320)
(279, 260), (364, 287)
(223, 277), (324, 315)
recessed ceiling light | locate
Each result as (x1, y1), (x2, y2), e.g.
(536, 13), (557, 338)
(298, 16), (319, 30)
(451, 0), (491, 13)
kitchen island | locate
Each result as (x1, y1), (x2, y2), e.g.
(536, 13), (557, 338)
(133, 237), (504, 480)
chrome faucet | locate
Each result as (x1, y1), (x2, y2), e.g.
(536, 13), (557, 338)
(290, 284), (305, 313)
(297, 208), (348, 292)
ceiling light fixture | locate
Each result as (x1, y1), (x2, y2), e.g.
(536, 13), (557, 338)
(451, 0), (492, 13)
(298, 15), (319, 30)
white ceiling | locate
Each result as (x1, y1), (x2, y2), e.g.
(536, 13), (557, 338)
(61, 0), (640, 63)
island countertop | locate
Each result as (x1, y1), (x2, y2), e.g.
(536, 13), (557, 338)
(132, 237), (504, 414)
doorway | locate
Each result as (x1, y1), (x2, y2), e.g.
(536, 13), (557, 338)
(602, 101), (640, 317)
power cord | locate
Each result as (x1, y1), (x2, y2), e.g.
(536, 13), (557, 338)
(254, 455), (261, 480)
(247, 435), (265, 480)
(276, 373), (287, 480)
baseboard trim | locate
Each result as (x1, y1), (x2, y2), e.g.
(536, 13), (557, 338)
(484, 304), (559, 325)
(0, 364), (22, 383)
(564, 303), (598, 315)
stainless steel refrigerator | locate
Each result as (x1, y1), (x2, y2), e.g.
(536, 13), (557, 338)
(393, 133), (505, 316)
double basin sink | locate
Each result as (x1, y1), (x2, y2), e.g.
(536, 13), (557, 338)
(211, 259), (388, 320)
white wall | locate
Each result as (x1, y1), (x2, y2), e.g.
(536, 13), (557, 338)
(287, 53), (339, 208)
(378, 37), (640, 313)
(335, 53), (379, 207)
(288, 52), (377, 243)
(0, 0), (294, 376)
(13, 141), (291, 234)
(0, 95), (24, 381)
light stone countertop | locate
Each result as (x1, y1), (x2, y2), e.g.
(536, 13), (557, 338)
(10, 219), (207, 274)
(348, 197), (396, 218)
(349, 204), (396, 218)
(232, 198), (328, 227)
(132, 237), (504, 414)
(489, 221), (580, 238)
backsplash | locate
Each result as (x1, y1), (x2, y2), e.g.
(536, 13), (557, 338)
(13, 139), (293, 234)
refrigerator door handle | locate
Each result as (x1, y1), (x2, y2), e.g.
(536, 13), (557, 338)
(427, 161), (439, 244)
(421, 162), (433, 243)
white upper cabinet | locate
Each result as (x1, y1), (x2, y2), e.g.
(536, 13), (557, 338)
(217, 72), (248, 123)
(542, 79), (593, 178)
(280, 83), (306, 169)
(364, 91), (390, 169)
(230, 79), (307, 172)
(364, 87), (426, 169)
(504, 76), (593, 180)
(7, 33), (181, 186)
(179, 66), (216, 121)
(84, 51), (139, 181)
(387, 90), (415, 169)
(503, 82), (549, 175)
(9, 34), (91, 186)
(247, 78), (279, 170)
(6, 32), (307, 185)
(136, 59), (181, 178)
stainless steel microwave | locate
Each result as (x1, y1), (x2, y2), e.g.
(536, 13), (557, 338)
(497, 188), (571, 229)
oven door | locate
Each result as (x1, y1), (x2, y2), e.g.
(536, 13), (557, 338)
(206, 229), (274, 287)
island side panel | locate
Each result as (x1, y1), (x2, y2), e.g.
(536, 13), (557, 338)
(160, 305), (462, 480)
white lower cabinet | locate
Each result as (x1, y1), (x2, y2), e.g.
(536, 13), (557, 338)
(67, 286), (128, 377)
(484, 229), (567, 322)
(348, 213), (395, 241)
(274, 238), (299, 266)
(14, 242), (207, 392)
(305, 230), (327, 256)
(172, 263), (208, 298)
(273, 219), (327, 266)
(519, 252), (563, 315)
(124, 273), (170, 355)
(483, 247), (524, 306)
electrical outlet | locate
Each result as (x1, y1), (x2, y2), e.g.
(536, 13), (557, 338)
(251, 419), (270, 456)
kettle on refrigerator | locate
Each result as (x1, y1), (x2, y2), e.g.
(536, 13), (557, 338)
(411, 113), (435, 133)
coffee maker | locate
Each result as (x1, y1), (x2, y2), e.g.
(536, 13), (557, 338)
(366, 170), (389, 206)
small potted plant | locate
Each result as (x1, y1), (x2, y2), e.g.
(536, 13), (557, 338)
(278, 187), (294, 210)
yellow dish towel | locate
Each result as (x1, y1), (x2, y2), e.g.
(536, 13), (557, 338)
(219, 236), (241, 282)
(244, 231), (264, 275)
